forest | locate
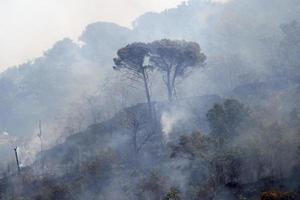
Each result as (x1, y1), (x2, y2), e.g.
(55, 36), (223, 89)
(0, 0), (299, 199)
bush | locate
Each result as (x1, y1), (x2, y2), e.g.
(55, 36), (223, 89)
(261, 191), (297, 200)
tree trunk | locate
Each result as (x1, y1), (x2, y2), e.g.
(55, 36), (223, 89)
(171, 63), (183, 101)
(141, 68), (152, 118)
(167, 70), (173, 101)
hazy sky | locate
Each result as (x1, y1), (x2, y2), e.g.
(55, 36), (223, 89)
(0, 0), (230, 72)
(0, 0), (186, 71)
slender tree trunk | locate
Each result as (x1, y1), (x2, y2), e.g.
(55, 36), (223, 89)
(141, 68), (152, 118)
(167, 70), (173, 101)
(171, 65), (180, 101)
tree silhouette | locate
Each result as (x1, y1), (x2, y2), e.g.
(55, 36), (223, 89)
(113, 43), (153, 117)
(149, 39), (206, 101)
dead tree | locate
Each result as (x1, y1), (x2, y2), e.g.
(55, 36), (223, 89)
(121, 108), (156, 166)
(122, 110), (142, 164)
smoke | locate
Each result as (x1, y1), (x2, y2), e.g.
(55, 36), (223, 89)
(161, 112), (176, 141)
(161, 106), (192, 142)
(0, 0), (300, 199)
(0, 131), (15, 145)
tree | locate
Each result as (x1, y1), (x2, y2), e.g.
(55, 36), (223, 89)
(121, 108), (146, 164)
(113, 43), (153, 117)
(148, 39), (206, 101)
(206, 99), (249, 147)
(120, 105), (157, 166)
(164, 187), (181, 200)
(137, 171), (168, 200)
(170, 131), (242, 194)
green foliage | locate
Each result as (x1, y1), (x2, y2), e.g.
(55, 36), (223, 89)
(170, 131), (212, 160)
(113, 39), (206, 101)
(35, 184), (70, 200)
(261, 191), (298, 200)
(207, 99), (250, 143)
(148, 39), (206, 100)
(149, 39), (206, 77)
(136, 171), (168, 200)
(113, 42), (150, 70)
(79, 149), (116, 189)
(164, 187), (181, 200)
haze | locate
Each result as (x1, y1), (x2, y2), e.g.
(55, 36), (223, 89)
(0, 0), (187, 71)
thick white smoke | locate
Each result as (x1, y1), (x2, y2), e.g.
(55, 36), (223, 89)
(161, 107), (191, 142)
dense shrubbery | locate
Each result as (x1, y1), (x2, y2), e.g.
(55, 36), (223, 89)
(170, 99), (300, 199)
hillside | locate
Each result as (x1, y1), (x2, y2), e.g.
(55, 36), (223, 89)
(0, 0), (299, 199)
(1, 93), (299, 199)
